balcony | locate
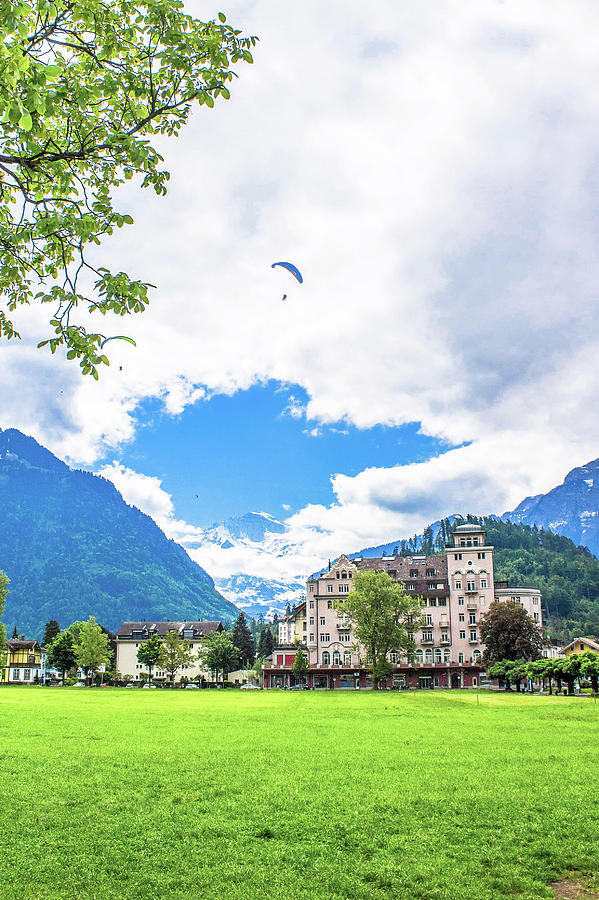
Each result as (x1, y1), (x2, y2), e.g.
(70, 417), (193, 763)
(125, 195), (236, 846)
(439, 618), (449, 629)
(467, 600), (478, 610)
(420, 636), (434, 644)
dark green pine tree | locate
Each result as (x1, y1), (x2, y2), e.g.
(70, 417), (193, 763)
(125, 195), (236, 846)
(232, 611), (255, 668)
(257, 627), (274, 657)
(42, 620), (61, 646)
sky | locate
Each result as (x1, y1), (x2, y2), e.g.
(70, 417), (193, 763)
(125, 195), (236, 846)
(3, 0), (599, 587)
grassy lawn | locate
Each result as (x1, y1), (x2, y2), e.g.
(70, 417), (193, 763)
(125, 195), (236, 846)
(0, 688), (597, 900)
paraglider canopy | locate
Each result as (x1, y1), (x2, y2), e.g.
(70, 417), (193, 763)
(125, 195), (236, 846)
(100, 336), (137, 349)
(271, 261), (303, 283)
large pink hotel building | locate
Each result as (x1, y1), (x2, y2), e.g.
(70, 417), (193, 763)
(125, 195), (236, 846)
(265, 522), (542, 689)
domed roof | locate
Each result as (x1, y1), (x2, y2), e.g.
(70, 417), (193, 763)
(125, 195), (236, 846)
(452, 523), (485, 533)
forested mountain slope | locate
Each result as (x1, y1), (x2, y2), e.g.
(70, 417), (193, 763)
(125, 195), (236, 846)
(0, 429), (238, 639)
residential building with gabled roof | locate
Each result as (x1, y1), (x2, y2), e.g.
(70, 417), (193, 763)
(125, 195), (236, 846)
(115, 620), (223, 683)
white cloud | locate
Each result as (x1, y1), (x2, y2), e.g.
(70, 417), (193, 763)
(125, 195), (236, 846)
(2, 1), (599, 577)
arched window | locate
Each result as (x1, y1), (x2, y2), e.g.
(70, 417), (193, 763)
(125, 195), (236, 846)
(472, 650), (481, 662)
(332, 650), (341, 665)
(425, 649), (432, 663)
(322, 651), (330, 665)
(434, 649), (442, 663)
(344, 651), (352, 667)
(415, 649), (423, 663)
(341, 571), (347, 579)
(443, 649), (450, 663)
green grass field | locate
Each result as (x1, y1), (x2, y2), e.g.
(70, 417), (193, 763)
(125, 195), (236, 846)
(0, 688), (597, 900)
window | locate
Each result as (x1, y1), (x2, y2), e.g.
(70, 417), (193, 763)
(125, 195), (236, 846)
(344, 652), (352, 666)
(327, 584), (334, 593)
(425, 649), (432, 663)
(459, 613), (465, 622)
(12, 669), (20, 681)
(332, 651), (341, 665)
(183, 629), (193, 639)
(320, 617), (325, 626)
(458, 597), (464, 606)
(340, 633), (351, 642)
(389, 652), (398, 663)
(339, 584), (349, 593)
(477, 552), (486, 559)
(321, 633), (330, 642)
(327, 600), (333, 609)
(309, 584), (314, 593)
(533, 596), (539, 605)
(427, 582), (435, 590)
(309, 600), (314, 609)
(533, 612), (539, 621)
(23, 668), (30, 681)
(459, 630), (466, 640)
(336, 572), (340, 579)
(454, 553), (462, 560)
(407, 583), (415, 590)
(422, 631), (433, 642)
(472, 650), (481, 662)
(469, 613), (476, 625)
(440, 633), (449, 643)
(438, 596), (447, 607)
(458, 653), (464, 664)
(472, 676), (478, 686)
(455, 580), (462, 589)
(341, 571), (347, 579)
(481, 579), (487, 589)
(322, 651), (330, 665)
(309, 633), (314, 642)
(410, 569), (419, 578)
(415, 650), (423, 663)
(469, 630), (477, 642)
(467, 580), (476, 591)
(309, 617), (314, 625)
(426, 568), (436, 577)
(425, 614), (433, 625)
(303, 623), (307, 631)
(434, 649), (442, 663)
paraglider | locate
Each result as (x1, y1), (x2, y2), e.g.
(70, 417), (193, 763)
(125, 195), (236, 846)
(271, 261), (303, 283)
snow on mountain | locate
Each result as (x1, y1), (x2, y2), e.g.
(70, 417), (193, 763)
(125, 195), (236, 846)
(503, 458), (599, 556)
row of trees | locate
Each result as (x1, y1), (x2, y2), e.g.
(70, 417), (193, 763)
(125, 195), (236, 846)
(45, 618), (113, 683)
(488, 652), (599, 694)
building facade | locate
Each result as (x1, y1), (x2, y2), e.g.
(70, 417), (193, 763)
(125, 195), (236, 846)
(1, 639), (47, 684)
(115, 621), (223, 683)
(264, 523), (543, 689)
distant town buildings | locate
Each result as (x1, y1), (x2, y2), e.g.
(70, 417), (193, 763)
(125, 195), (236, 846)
(268, 522), (543, 689)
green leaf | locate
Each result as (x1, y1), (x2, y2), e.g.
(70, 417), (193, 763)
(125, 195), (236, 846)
(218, 12), (226, 22)
(19, 111), (33, 131)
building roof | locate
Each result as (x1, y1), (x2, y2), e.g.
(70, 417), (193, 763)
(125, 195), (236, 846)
(116, 621), (223, 639)
(7, 639), (41, 651)
(563, 636), (599, 652)
(452, 523), (485, 533)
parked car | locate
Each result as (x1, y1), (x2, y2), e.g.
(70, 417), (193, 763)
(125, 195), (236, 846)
(142, 684), (157, 689)
(289, 684), (309, 691)
(73, 682), (86, 687)
(185, 684), (200, 690)
(240, 683), (261, 690)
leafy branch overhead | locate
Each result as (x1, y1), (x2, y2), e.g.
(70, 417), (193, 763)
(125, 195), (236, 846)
(0, 0), (257, 376)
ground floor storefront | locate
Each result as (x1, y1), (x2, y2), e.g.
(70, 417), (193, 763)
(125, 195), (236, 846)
(263, 665), (484, 689)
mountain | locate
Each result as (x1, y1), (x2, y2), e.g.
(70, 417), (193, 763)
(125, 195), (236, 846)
(191, 512), (305, 619)
(503, 458), (599, 556)
(0, 429), (238, 639)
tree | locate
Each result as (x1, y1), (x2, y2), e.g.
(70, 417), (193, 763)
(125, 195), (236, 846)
(252, 655), (265, 686)
(480, 601), (544, 667)
(526, 658), (555, 694)
(197, 631), (239, 684)
(42, 619), (61, 645)
(257, 627), (274, 657)
(232, 611), (254, 668)
(0, 1), (256, 375)
(136, 633), (162, 684)
(46, 629), (77, 682)
(579, 650), (599, 694)
(487, 660), (515, 690)
(553, 655), (581, 695)
(0, 571), (9, 672)
(291, 647), (309, 683)
(157, 630), (194, 686)
(73, 616), (112, 683)
(335, 570), (423, 689)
